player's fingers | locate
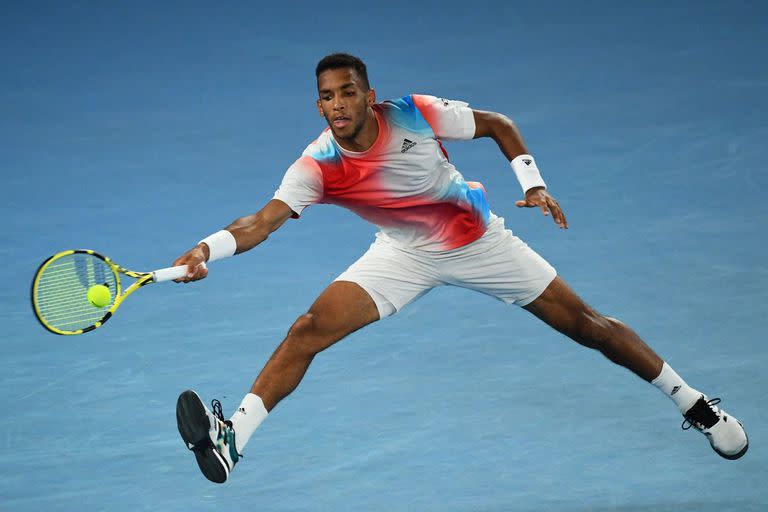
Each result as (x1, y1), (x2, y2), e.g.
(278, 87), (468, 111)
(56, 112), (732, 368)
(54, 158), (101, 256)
(171, 253), (195, 282)
(554, 204), (568, 229)
(172, 259), (192, 283)
(185, 261), (205, 282)
(540, 203), (549, 216)
(176, 258), (204, 282)
(515, 199), (529, 207)
(553, 201), (568, 228)
(193, 262), (208, 281)
(547, 199), (565, 227)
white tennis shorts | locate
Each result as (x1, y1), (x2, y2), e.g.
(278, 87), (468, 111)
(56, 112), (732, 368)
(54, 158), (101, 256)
(335, 215), (557, 318)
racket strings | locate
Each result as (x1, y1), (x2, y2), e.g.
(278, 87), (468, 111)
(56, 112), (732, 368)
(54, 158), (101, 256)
(34, 254), (118, 332)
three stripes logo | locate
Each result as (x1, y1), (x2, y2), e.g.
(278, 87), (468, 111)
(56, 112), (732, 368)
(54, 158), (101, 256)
(671, 385), (681, 396)
(401, 138), (417, 153)
(523, 158), (532, 165)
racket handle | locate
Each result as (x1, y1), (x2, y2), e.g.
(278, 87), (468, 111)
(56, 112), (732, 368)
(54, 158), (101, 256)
(152, 262), (207, 283)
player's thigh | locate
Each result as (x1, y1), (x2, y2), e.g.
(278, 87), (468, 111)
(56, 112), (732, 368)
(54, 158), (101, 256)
(335, 238), (440, 318)
(303, 280), (381, 346)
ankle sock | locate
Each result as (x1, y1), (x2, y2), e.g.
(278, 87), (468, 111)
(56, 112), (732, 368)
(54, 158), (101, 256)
(651, 362), (701, 413)
(229, 393), (268, 454)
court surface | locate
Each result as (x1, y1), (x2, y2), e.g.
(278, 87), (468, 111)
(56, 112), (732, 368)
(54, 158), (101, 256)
(2, 2), (767, 510)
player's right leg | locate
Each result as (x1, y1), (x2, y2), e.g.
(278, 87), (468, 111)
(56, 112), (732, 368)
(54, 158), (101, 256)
(177, 236), (440, 483)
(250, 280), (381, 410)
(176, 280), (380, 483)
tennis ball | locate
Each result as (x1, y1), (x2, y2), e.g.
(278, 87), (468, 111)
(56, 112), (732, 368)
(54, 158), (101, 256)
(87, 284), (111, 308)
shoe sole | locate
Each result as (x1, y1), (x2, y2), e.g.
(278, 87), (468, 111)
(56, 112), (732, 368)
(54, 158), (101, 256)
(176, 389), (229, 484)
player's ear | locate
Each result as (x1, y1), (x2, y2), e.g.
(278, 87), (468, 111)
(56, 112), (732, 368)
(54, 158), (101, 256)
(316, 98), (323, 116)
(367, 88), (376, 106)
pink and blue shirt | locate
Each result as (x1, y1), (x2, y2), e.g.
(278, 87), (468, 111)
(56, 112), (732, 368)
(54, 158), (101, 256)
(274, 94), (490, 251)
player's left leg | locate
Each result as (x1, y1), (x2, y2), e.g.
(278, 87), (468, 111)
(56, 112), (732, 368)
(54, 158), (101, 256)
(524, 276), (748, 460)
(523, 276), (662, 380)
(443, 215), (747, 460)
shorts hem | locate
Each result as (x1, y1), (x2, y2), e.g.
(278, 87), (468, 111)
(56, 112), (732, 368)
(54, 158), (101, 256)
(333, 278), (397, 319)
(513, 269), (557, 307)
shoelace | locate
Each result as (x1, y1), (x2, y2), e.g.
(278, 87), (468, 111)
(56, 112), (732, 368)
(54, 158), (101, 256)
(211, 399), (225, 423)
(682, 397), (721, 431)
(210, 399), (243, 459)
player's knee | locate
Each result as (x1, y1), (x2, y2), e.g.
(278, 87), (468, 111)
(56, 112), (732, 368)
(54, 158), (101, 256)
(287, 313), (316, 339)
(603, 315), (626, 329)
(574, 310), (614, 349)
(284, 313), (323, 355)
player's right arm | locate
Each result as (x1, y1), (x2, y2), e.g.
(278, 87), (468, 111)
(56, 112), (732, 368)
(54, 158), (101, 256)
(223, 199), (294, 253)
(173, 199), (294, 282)
(174, 149), (323, 282)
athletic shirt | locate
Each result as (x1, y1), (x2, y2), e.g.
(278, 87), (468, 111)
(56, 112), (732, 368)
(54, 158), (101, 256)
(273, 94), (490, 251)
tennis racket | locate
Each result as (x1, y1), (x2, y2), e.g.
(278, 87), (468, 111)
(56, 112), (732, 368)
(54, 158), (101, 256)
(31, 249), (195, 335)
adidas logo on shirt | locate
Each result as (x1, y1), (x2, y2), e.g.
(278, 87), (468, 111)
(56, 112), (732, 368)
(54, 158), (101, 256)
(401, 138), (417, 153)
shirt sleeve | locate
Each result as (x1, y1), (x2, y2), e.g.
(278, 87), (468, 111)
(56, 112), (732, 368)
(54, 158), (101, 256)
(273, 155), (324, 218)
(411, 94), (476, 140)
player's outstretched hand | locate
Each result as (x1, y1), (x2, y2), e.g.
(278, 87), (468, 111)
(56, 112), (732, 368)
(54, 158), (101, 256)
(515, 187), (568, 229)
(172, 245), (209, 283)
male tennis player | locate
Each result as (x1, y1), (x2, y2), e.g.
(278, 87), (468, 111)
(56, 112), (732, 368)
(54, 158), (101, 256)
(172, 53), (748, 483)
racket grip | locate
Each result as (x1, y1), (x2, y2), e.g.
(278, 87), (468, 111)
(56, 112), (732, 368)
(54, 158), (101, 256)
(152, 262), (207, 282)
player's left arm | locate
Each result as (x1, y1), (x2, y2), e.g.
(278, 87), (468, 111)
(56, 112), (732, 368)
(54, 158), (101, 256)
(472, 110), (567, 229)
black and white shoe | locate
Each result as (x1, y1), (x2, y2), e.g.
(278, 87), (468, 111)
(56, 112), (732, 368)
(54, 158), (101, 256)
(682, 395), (748, 460)
(176, 389), (241, 483)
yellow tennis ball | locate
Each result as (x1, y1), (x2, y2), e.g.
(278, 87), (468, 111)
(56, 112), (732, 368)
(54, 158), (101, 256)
(87, 284), (111, 308)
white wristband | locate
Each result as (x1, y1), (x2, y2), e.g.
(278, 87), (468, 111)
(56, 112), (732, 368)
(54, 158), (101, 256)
(510, 154), (546, 193)
(198, 230), (237, 262)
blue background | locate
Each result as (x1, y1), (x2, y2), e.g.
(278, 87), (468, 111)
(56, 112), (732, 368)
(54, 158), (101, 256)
(2, 1), (766, 510)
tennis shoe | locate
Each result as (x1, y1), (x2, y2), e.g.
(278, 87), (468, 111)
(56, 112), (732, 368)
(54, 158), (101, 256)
(176, 389), (241, 483)
(682, 395), (748, 460)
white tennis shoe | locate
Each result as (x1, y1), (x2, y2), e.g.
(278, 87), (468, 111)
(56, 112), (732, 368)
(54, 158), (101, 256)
(682, 395), (748, 460)
(176, 390), (241, 483)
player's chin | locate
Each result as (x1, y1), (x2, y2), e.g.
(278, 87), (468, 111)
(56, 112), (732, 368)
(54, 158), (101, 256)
(329, 124), (351, 138)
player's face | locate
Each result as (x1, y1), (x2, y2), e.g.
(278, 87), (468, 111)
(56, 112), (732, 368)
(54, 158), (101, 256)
(316, 68), (375, 140)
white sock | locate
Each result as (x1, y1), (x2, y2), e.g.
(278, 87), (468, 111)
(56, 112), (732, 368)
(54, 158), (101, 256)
(229, 393), (268, 454)
(651, 362), (701, 413)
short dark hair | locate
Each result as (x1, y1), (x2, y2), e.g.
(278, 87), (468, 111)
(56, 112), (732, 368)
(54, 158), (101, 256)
(315, 53), (370, 90)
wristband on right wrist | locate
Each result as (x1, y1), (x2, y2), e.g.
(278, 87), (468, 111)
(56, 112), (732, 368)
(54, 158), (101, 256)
(198, 229), (237, 262)
(510, 154), (547, 193)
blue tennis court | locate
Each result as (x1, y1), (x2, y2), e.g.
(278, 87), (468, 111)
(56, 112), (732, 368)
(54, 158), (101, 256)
(2, 2), (766, 510)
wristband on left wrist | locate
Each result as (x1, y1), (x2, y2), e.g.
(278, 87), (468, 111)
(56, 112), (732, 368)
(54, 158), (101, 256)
(510, 154), (546, 193)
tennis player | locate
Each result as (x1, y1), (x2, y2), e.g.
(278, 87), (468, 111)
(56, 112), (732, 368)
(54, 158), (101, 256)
(172, 53), (748, 483)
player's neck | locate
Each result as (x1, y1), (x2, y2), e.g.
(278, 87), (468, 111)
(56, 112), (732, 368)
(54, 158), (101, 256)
(334, 108), (379, 153)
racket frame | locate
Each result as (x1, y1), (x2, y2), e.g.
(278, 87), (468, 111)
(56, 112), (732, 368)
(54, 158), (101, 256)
(31, 249), (156, 335)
